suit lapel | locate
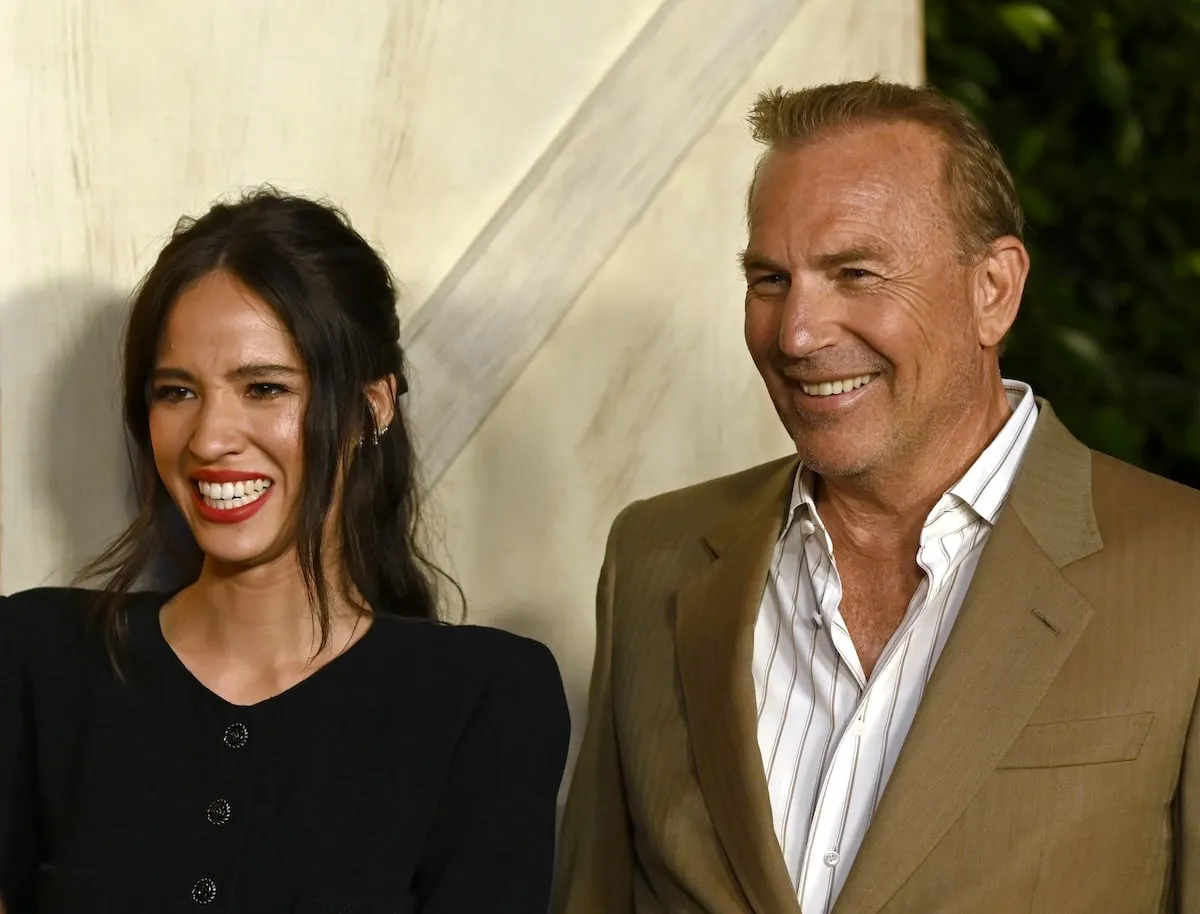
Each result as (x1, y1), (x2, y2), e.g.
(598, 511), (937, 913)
(675, 458), (804, 914)
(834, 403), (1104, 913)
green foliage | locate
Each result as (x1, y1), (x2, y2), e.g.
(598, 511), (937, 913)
(926, 0), (1200, 487)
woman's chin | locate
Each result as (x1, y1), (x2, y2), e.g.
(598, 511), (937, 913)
(191, 535), (289, 575)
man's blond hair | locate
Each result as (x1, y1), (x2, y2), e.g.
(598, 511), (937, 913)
(746, 78), (1024, 259)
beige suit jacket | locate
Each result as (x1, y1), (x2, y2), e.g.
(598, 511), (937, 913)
(554, 403), (1200, 913)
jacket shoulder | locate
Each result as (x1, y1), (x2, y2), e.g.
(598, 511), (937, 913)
(1087, 451), (1200, 591)
(610, 455), (796, 547)
(1090, 450), (1200, 529)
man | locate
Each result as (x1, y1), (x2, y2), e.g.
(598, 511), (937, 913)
(554, 79), (1200, 913)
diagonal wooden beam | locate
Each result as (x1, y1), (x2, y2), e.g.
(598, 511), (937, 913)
(402, 0), (808, 484)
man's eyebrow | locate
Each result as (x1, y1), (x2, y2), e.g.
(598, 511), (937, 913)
(738, 250), (788, 276)
(812, 246), (890, 269)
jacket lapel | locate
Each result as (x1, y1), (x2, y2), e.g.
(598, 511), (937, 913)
(834, 404), (1104, 914)
(675, 457), (803, 914)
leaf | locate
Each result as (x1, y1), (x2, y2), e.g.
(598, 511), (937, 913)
(1058, 327), (1112, 372)
(1115, 116), (1144, 164)
(1092, 405), (1147, 460)
(1014, 127), (1049, 173)
(1091, 31), (1132, 109)
(945, 78), (990, 111)
(997, 4), (1061, 51)
(1185, 412), (1200, 459)
(1019, 185), (1058, 224)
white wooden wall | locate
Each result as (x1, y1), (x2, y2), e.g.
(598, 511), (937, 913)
(0, 0), (922, 792)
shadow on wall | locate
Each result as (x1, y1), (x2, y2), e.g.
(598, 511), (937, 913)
(425, 290), (725, 782)
(0, 281), (136, 587)
(1, 281), (204, 593)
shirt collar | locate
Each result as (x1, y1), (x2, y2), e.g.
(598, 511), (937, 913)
(948, 379), (1038, 524)
(784, 379), (1039, 537)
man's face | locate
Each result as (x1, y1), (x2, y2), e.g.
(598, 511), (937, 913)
(743, 121), (995, 482)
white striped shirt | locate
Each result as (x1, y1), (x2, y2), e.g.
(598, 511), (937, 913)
(752, 380), (1039, 913)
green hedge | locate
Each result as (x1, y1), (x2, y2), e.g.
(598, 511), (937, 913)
(925, 1), (1200, 487)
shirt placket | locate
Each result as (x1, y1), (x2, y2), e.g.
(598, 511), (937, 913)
(796, 527), (863, 912)
(797, 517), (959, 914)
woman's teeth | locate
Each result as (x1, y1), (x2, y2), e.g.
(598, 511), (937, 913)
(196, 478), (272, 510)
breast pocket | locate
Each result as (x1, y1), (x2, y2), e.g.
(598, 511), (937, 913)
(996, 712), (1154, 769)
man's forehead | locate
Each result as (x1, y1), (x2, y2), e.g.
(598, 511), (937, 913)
(767, 129), (938, 187)
(749, 125), (948, 235)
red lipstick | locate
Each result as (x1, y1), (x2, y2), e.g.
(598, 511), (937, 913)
(189, 469), (275, 525)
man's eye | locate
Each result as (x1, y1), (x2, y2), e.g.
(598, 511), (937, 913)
(840, 268), (875, 281)
(751, 273), (789, 290)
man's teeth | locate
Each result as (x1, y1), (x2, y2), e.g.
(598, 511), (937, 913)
(196, 478), (273, 510)
(800, 373), (876, 397)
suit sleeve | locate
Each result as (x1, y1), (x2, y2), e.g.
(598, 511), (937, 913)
(1176, 669), (1200, 912)
(414, 638), (570, 914)
(553, 510), (636, 914)
(0, 594), (39, 913)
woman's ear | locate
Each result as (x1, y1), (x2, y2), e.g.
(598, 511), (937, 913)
(365, 374), (398, 437)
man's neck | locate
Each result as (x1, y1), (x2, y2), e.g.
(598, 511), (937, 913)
(814, 381), (1014, 561)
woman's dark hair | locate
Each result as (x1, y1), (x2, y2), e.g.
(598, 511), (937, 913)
(80, 186), (458, 654)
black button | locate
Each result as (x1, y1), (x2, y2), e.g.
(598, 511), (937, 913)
(191, 876), (217, 904)
(206, 798), (231, 826)
(222, 722), (248, 749)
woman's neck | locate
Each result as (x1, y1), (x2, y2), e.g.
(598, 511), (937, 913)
(160, 553), (370, 704)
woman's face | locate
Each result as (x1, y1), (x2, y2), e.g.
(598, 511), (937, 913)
(148, 270), (308, 571)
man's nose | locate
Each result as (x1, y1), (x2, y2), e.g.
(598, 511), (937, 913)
(777, 280), (840, 359)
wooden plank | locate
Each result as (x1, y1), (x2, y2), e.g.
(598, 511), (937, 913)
(402, 0), (808, 484)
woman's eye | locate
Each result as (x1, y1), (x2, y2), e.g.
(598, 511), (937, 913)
(247, 383), (287, 399)
(151, 386), (193, 403)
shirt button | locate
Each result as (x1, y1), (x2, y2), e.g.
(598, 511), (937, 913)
(850, 715), (865, 737)
(823, 850), (840, 867)
(800, 518), (816, 536)
(206, 798), (232, 826)
(222, 722), (249, 749)
(191, 876), (217, 904)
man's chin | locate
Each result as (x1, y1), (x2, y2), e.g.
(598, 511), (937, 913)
(790, 436), (882, 480)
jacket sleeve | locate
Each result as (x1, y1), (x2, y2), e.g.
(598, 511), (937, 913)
(413, 637), (570, 914)
(0, 594), (39, 913)
(553, 510), (636, 914)
(1175, 665), (1200, 912)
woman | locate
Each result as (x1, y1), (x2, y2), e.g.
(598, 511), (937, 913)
(0, 190), (570, 913)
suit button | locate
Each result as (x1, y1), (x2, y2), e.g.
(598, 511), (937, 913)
(223, 722), (249, 749)
(191, 876), (217, 904)
(823, 850), (840, 867)
(206, 798), (231, 826)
